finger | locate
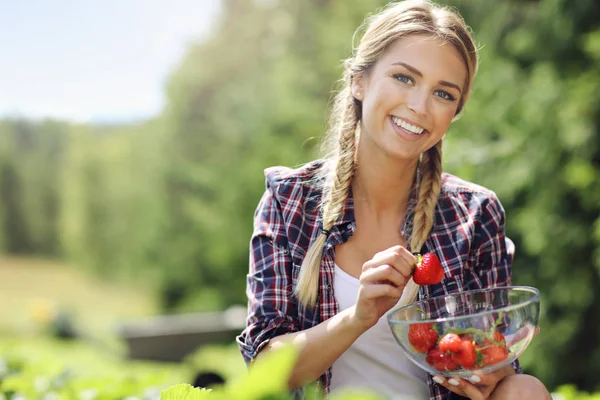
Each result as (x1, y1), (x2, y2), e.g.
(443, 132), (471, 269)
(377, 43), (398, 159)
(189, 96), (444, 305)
(431, 376), (468, 398)
(364, 247), (415, 278)
(445, 378), (485, 400)
(371, 245), (405, 262)
(359, 282), (403, 301)
(395, 246), (418, 277)
(363, 249), (410, 279)
(361, 264), (408, 289)
(363, 248), (401, 271)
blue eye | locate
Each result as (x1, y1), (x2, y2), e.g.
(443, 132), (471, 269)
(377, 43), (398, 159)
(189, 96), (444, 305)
(394, 74), (413, 84)
(435, 90), (455, 101)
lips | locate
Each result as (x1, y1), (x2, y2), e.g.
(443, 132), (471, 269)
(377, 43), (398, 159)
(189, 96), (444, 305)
(389, 115), (429, 140)
(391, 116), (426, 135)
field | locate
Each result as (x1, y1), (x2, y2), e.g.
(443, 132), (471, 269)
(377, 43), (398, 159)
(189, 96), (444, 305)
(0, 256), (158, 337)
(0, 256), (246, 399)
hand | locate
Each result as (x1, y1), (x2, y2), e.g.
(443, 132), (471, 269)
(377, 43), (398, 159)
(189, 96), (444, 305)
(433, 364), (515, 400)
(433, 326), (541, 399)
(351, 245), (415, 330)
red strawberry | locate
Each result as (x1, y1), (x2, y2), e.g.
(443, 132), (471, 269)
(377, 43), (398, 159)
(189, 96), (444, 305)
(426, 347), (459, 371)
(408, 323), (439, 353)
(481, 345), (508, 366)
(453, 340), (477, 369)
(492, 331), (506, 346)
(413, 253), (444, 285)
(438, 333), (462, 353)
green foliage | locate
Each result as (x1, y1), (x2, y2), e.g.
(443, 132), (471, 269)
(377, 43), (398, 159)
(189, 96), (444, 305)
(2, 338), (600, 400)
(160, 345), (385, 400)
(555, 385), (600, 400)
(0, 119), (66, 256)
(0, 336), (188, 400)
(161, 384), (213, 400)
(182, 344), (246, 387)
(0, 0), (599, 394)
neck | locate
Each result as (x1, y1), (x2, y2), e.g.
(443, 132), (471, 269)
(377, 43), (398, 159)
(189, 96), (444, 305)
(352, 148), (419, 224)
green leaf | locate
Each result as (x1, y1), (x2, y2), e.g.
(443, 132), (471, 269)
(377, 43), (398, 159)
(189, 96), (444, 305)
(224, 344), (299, 400)
(160, 384), (214, 400)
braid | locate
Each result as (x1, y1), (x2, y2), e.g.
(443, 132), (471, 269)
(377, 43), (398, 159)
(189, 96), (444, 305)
(295, 87), (359, 307)
(398, 141), (443, 308)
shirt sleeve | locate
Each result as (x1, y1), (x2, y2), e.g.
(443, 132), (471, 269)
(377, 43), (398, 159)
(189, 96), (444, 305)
(470, 193), (514, 289)
(471, 193), (522, 374)
(236, 174), (300, 364)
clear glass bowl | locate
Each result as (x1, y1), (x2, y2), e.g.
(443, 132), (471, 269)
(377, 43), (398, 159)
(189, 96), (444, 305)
(387, 286), (540, 378)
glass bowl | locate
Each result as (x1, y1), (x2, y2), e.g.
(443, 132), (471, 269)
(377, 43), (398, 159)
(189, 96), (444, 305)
(387, 286), (540, 378)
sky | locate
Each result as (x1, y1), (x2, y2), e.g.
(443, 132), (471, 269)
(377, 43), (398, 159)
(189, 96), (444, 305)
(0, 0), (222, 123)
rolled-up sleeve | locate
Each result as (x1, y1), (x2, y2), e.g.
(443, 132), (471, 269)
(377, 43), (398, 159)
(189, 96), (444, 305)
(236, 175), (299, 364)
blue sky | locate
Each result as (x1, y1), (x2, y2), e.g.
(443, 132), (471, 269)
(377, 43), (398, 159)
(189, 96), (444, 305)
(0, 0), (221, 123)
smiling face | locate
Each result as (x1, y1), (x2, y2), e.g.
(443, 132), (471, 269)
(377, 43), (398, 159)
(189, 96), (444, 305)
(352, 34), (468, 162)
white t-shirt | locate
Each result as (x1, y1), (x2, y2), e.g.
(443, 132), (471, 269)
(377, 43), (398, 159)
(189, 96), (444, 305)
(330, 265), (429, 400)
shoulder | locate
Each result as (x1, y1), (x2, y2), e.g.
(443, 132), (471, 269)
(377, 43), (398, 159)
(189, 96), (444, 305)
(263, 159), (326, 197)
(439, 172), (505, 217)
(440, 172), (496, 197)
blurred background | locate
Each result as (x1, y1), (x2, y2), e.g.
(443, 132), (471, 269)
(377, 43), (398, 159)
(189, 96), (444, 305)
(0, 0), (599, 398)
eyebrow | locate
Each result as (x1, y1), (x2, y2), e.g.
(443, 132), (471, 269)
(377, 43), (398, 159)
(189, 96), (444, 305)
(392, 62), (463, 94)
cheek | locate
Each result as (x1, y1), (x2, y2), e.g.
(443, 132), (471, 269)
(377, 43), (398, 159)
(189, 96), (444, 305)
(435, 107), (458, 131)
(369, 84), (401, 111)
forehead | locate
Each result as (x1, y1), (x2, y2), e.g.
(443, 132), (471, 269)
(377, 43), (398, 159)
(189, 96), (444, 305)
(376, 34), (468, 87)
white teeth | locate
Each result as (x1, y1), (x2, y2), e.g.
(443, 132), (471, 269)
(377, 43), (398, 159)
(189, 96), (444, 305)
(392, 116), (425, 135)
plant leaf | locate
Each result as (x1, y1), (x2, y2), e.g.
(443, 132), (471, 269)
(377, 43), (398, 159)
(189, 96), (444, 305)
(160, 384), (214, 400)
(224, 344), (299, 400)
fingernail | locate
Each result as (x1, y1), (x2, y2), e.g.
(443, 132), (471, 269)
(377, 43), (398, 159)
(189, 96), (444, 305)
(468, 375), (481, 383)
(432, 376), (444, 384)
(448, 378), (460, 386)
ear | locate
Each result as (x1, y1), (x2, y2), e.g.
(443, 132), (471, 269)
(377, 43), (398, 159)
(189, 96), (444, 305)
(351, 75), (364, 101)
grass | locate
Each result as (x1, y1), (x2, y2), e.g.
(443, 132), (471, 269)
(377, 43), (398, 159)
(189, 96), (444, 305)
(0, 256), (159, 337)
(1, 335), (189, 380)
(0, 255), (247, 387)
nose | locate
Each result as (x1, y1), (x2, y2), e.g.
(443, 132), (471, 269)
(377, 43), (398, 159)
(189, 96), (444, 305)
(406, 88), (429, 116)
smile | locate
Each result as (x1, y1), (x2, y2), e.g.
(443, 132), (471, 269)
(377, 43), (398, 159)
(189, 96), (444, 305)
(391, 116), (426, 135)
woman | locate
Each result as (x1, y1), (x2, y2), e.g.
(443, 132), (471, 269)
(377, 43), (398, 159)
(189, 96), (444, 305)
(237, 1), (550, 399)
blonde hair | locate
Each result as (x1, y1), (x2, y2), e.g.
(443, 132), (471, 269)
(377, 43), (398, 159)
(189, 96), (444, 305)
(295, 0), (479, 307)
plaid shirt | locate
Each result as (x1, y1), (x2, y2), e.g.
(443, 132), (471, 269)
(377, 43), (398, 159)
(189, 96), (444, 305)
(237, 159), (520, 400)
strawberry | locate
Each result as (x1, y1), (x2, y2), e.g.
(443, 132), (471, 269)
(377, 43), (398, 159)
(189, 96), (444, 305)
(413, 253), (444, 285)
(453, 340), (477, 369)
(426, 347), (459, 371)
(438, 333), (462, 353)
(492, 331), (506, 346)
(408, 323), (439, 353)
(481, 345), (508, 366)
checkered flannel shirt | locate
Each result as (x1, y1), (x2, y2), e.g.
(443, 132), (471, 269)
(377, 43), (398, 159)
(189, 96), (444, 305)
(237, 159), (521, 400)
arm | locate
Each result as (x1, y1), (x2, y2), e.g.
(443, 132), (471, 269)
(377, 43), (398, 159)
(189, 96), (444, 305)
(468, 193), (514, 291)
(237, 176), (414, 390)
(262, 306), (366, 390)
(237, 180), (367, 390)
